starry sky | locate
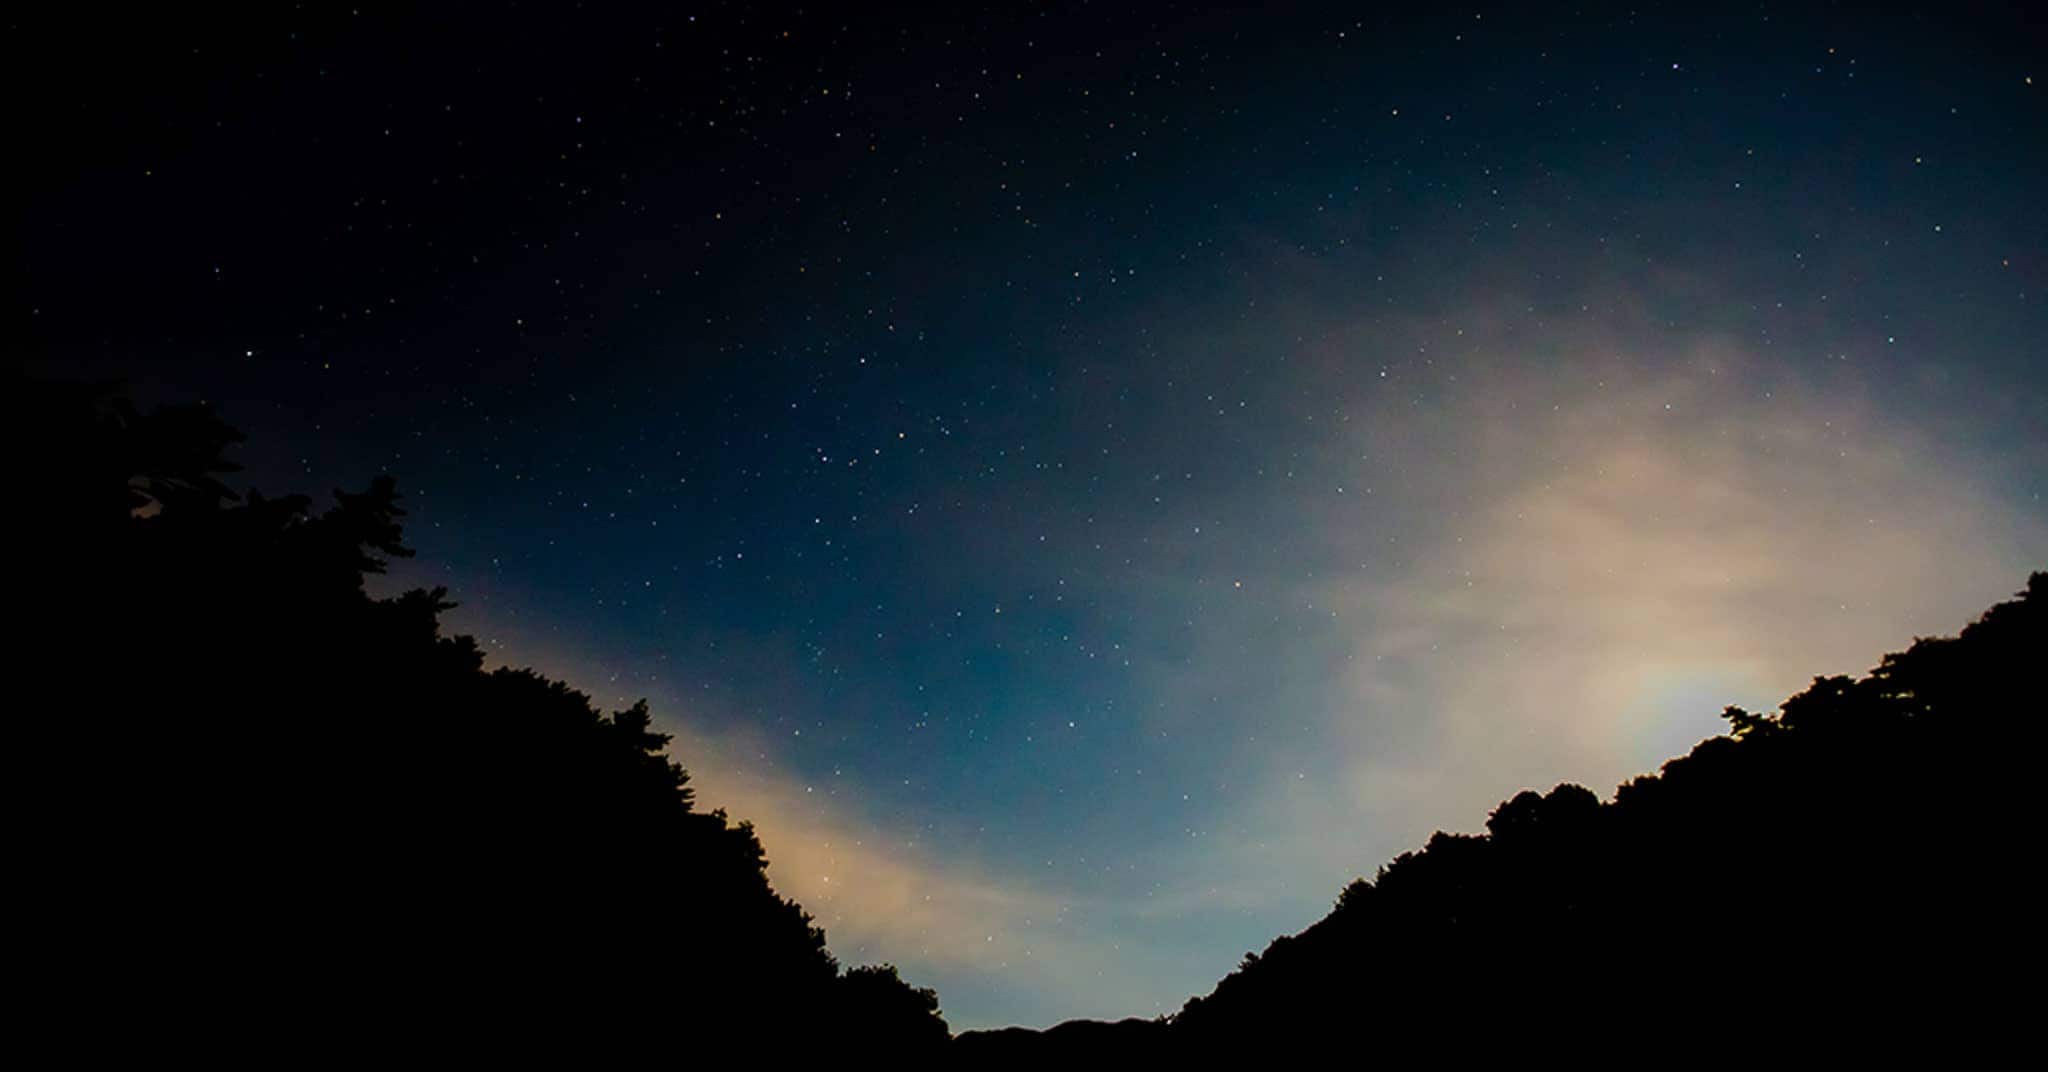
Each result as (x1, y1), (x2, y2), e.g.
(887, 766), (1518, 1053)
(19, 3), (2046, 1029)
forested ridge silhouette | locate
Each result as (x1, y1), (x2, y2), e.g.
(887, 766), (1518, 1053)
(25, 377), (2038, 1057)
(965, 573), (2043, 1055)
(19, 378), (947, 1056)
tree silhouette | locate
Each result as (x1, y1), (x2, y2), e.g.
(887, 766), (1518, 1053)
(964, 573), (2043, 1056)
(17, 376), (947, 1058)
(1160, 571), (2043, 1057)
(24, 374), (2037, 1058)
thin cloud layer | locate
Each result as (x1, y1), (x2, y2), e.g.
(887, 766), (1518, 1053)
(1298, 317), (2045, 876)
(432, 283), (2043, 1031)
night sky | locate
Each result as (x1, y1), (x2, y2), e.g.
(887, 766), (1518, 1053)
(20, 4), (2046, 1029)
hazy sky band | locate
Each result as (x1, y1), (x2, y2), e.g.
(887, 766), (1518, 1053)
(18, 5), (2043, 1029)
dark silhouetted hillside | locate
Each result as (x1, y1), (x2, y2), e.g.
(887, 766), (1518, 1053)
(18, 378), (946, 1057)
(961, 574), (2043, 1057)
(954, 1016), (1169, 1057)
(27, 376), (2038, 1058)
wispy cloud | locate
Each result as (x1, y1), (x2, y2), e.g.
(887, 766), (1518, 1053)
(1054, 286), (2046, 979)
(1292, 305), (2045, 868)
(424, 279), (2043, 1032)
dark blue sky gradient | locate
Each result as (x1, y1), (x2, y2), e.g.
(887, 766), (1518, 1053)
(20, 3), (2045, 1027)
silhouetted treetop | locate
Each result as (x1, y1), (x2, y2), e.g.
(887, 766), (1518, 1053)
(19, 377), (946, 1057)
(1160, 571), (2042, 1056)
(25, 375), (2036, 1059)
